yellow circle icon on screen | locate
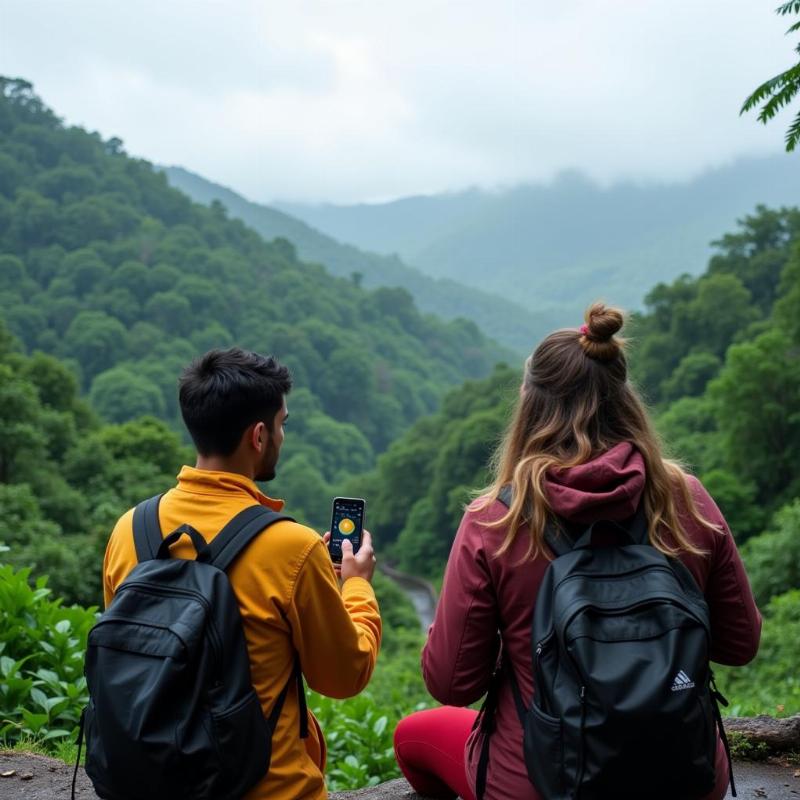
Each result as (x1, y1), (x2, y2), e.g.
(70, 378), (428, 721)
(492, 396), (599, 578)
(338, 518), (355, 535)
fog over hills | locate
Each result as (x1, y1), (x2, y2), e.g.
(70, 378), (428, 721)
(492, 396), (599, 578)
(164, 166), (558, 354)
(275, 155), (800, 318)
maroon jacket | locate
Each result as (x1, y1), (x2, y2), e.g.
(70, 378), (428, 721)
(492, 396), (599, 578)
(421, 443), (762, 800)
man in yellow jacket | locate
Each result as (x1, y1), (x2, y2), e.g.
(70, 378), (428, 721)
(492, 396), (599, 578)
(103, 347), (381, 800)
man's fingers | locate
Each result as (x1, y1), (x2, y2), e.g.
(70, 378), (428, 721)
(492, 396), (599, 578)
(341, 538), (353, 555)
(322, 531), (331, 545)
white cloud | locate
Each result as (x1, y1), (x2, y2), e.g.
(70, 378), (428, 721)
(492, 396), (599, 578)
(0, 0), (795, 202)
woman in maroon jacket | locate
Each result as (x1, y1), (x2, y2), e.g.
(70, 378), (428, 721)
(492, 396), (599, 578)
(393, 303), (761, 800)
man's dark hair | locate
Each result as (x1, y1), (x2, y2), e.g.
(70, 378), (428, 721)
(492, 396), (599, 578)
(179, 348), (292, 456)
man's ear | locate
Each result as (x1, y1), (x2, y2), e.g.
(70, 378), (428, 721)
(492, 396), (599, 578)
(251, 421), (268, 452)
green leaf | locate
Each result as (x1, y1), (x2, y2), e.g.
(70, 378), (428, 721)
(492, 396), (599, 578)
(372, 715), (388, 737)
(777, 1), (800, 16)
(741, 74), (786, 115)
(20, 709), (49, 732)
(758, 81), (800, 124)
(42, 728), (72, 741)
(785, 107), (800, 150)
(30, 687), (49, 711)
(34, 668), (60, 686)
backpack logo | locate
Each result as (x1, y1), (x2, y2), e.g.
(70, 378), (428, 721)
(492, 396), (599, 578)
(670, 670), (695, 691)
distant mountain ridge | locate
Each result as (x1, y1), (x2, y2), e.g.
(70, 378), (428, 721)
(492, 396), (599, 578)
(274, 156), (800, 318)
(163, 167), (556, 354)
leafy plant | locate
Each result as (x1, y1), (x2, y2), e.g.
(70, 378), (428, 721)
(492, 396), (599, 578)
(309, 692), (398, 790)
(0, 563), (96, 746)
(741, 1), (800, 151)
(716, 589), (800, 718)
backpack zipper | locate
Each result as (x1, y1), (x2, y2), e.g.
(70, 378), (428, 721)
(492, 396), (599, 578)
(556, 564), (677, 589)
(534, 632), (556, 714)
(118, 581), (224, 669)
(91, 614), (192, 652)
(561, 591), (709, 636)
(574, 685), (587, 800)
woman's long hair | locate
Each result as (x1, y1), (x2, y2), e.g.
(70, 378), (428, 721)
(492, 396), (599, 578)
(477, 302), (719, 559)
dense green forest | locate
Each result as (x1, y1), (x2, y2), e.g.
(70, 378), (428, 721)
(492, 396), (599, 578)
(1, 73), (799, 789)
(164, 166), (553, 354)
(0, 76), (510, 537)
(278, 159), (800, 322)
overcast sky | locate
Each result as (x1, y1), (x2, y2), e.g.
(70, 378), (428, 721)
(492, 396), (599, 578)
(0, 1), (795, 203)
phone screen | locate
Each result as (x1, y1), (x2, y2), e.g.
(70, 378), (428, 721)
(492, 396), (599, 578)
(328, 497), (365, 564)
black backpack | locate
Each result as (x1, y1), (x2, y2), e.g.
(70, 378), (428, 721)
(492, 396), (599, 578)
(474, 486), (735, 800)
(74, 495), (308, 800)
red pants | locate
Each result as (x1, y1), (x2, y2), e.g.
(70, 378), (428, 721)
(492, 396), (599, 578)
(394, 706), (730, 800)
(394, 707), (477, 800)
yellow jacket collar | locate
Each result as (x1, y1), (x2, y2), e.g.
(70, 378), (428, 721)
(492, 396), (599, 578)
(176, 465), (284, 511)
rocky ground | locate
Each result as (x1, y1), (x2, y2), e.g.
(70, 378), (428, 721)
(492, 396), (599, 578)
(1, 751), (799, 799)
(0, 753), (424, 799)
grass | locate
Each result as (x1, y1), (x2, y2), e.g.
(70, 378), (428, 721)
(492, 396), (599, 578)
(3, 735), (78, 764)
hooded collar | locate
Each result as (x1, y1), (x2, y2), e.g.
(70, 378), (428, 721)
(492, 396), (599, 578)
(543, 442), (645, 524)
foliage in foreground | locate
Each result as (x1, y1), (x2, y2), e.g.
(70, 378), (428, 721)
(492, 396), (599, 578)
(715, 590), (800, 718)
(2, 556), (800, 789)
(0, 562), (94, 746)
(0, 561), (428, 790)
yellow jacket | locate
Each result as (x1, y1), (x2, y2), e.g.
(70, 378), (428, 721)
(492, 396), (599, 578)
(103, 466), (382, 800)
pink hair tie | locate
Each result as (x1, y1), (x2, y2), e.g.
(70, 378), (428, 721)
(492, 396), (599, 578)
(580, 324), (589, 335)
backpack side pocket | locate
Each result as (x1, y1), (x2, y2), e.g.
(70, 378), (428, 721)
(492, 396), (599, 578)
(524, 702), (566, 800)
(210, 688), (270, 798)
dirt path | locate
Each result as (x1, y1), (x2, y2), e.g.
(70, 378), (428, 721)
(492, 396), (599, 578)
(2, 751), (798, 799)
(0, 752), (423, 799)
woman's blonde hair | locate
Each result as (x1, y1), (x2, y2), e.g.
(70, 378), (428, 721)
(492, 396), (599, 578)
(476, 302), (719, 560)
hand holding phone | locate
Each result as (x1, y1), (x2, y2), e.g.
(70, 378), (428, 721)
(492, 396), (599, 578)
(328, 497), (365, 564)
(340, 529), (375, 584)
(326, 497), (376, 583)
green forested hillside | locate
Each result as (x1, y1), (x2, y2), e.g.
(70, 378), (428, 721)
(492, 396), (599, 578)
(0, 322), (190, 605)
(344, 363), (518, 574)
(163, 167), (554, 354)
(278, 160), (800, 323)
(0, 76), (510, 531)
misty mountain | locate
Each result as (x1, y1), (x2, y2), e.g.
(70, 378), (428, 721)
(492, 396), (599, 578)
(275, 156), (800, 317)
(163, 167), (556, 354)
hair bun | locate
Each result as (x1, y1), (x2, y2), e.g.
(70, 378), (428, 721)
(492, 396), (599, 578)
(579, 302), (625, 360)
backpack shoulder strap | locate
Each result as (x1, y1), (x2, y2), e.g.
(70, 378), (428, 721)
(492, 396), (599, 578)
(497, 484), (513, 508)
(496, 484), (572, 558)
(474, 659), (527, 800)
(627, 502), (648, 545)
(206, 505), (295, 572)
(132, 494), (165, 563)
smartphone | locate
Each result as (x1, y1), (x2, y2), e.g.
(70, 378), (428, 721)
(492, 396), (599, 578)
(328, 497), (366, 564)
